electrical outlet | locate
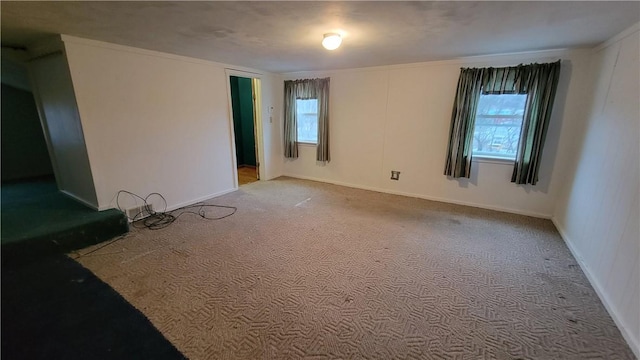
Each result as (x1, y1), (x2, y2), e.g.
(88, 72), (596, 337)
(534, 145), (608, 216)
(391, 170), (401, 180)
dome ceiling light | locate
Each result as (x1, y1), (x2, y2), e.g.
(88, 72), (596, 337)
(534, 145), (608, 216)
(322, 33), (342, 50)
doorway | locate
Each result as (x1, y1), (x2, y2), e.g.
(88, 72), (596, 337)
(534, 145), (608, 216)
(229, 75), (260, 186)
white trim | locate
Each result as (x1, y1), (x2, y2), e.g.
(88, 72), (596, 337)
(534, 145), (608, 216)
(593, 22), (640, 53)
(252, 78), (265, 181)
(225, 68), (264, 78)
(552, 217), (640, 359)
(282, 173), (551, 219)
(59, 34), (587, 78)
(60, 34), (270, 75)
(164, 188), (238, 212)
(225, 70), (240, 190)
(394, 48), (573, 69)
(60, 190), (99, 210)
(283, 48), (585, 77)
(472, 156), (515, 166)
(225, 69), (266, 187)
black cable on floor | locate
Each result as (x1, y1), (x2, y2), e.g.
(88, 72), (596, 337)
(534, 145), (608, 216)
(116, 190), (237, 230)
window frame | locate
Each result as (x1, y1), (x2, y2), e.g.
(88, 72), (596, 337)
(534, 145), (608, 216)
(295, 98), (319, 145)
(471, 93), (528, 162)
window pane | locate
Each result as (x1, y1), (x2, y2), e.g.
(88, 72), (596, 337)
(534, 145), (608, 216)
(296, 99), (318, 143)
(472, 94), (527, 159)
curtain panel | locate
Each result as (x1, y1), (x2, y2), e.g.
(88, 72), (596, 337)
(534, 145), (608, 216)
(283, 82), (298, 159)
(283, 78), (331, 163)
(444, 68), (485, 178)
(444, 60), (561, 185)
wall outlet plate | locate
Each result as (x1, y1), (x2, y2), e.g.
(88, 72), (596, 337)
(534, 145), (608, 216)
(391, 170), (401, 180)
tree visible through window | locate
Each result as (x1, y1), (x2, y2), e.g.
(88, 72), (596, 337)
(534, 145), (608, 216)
(296, 99), (318, 144)
(472, 94), (527, 160)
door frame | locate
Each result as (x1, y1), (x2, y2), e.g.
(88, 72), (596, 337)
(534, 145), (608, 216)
(224, 69), (264, 189)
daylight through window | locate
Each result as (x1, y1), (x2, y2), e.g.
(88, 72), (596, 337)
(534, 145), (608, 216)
(472, 94), (527, 160)
(296, 99), (318, 144)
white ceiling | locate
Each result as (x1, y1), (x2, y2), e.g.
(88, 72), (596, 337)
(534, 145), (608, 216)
(2, 1), (639, 73)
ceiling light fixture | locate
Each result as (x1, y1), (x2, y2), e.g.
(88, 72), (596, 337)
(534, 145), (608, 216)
(322, 33), (342, 50)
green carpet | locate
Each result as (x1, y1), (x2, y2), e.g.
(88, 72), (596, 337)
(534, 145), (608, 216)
(1, 178), (128, 257)
(2, 253), (186, 360)
(1, 180), (181, 359)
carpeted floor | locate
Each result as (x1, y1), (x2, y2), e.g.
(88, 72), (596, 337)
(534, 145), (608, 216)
(1, 178), (128, 252)
(1, 251), (185, 359)
(76, 177), (634, 359)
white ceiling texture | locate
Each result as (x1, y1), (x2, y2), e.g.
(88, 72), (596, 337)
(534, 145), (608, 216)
(2, 1), (639, 73)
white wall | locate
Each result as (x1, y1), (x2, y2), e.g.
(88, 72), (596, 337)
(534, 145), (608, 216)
(265, 76), (284, 180)
(61, 36), (280, 211)
(253, 74), (283, 181)
(282, 49), (592, 218)
(553, 24), (640, 357)
(29, 52), (98, 208)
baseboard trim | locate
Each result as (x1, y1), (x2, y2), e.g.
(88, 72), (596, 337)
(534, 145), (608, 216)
(165, 188), (238, 212)
(60, 190), (99, 211)
(551, 217), (639, 359)
(281, 174), (551, 219)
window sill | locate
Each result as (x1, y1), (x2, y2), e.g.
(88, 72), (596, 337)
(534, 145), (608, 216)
(297, 142), (317, 147)
(472, 155), (515, 165)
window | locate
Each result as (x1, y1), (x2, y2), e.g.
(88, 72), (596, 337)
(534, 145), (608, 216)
(472, 94), (527, 160)
(296, 99), (318, 144)
(284, 77), (330, 162)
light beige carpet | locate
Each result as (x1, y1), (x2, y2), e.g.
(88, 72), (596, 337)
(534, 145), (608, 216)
(75, 177), (634, 359)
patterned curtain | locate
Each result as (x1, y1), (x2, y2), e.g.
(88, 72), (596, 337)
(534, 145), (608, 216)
(283, 81), (298, 159)
(444, 68), (485, 178)
(444, 60), (561, 185)
(283, 78), (331, 163)
(510, 61), (561, 185)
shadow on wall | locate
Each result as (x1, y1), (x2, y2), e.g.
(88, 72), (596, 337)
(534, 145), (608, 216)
(454, 163), (479, 188)
(1, 83), (53, 182)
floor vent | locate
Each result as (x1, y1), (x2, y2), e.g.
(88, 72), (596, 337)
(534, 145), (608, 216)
(125, 204), (154, 221)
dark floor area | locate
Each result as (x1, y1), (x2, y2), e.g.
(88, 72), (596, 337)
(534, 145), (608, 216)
(2, 253), (186, 360)
(1, 178), (128, 260)
(2, 178), (183, 359)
